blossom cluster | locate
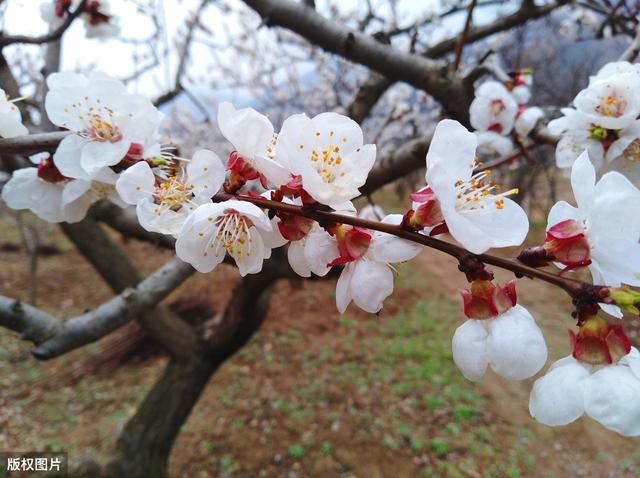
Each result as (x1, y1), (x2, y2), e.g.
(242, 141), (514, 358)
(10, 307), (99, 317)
(2, 68), (640, 437)
(549, 61), (640, 180)
(469, 70), (544, 156)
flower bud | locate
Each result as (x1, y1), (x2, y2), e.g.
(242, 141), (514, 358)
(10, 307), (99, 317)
(609, 287), (640, 316)
(277, 213), (314, 241)
(225, 151), (264, 193)
(328, 224), (372, 266)
(544, 219), (591, 267)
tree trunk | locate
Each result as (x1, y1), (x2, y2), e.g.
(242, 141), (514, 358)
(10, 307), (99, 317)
(104, 358), (217, 478)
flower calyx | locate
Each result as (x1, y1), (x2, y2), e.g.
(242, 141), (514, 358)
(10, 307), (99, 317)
(460, 279), (517, 320)
(569, 315), (631, 365)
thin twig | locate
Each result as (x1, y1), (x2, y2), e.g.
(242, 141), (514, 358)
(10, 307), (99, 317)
(453, 0), (478, 71)
(212, 192), (586, 296)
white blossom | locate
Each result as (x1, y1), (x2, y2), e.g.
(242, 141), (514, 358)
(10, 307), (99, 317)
(425, 120), (529, 254)
(547, 151), (640, 318)
(335, 215), (422, 314)
(452, 305), (547, 381)
(116, 150), (225, 236)
(45, 71), (162, 178)
(469, 81), (518, 135)
(529, 348), (640, 436)
(175, 200), (274, 276)
(276, 112), (376, 210)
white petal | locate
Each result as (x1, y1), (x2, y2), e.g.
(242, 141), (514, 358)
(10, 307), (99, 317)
(288, 240), (311, 277)
(547, 200), (581, 229)
(217, 102), (273, 159)
(53, 135), (92, 180)
(584, 365), (640, 436)
(115, 161), (155, 205)
(335, 263), (354, 313)
(443, 197), (529, 254)
(571, 151), (596, 212)
(349, 260), (394, 313)
(137, 199), (188, 236)
(452, 319), (489, 381)
(80, 140), (130, 176)
(529, 356), (589, 426)
(187, 149), (226, 197)
(426, 119), (477, 183)
(486, 305), (548, 380)
(303, 227), (338, 276)
(370, 214), (422, 263)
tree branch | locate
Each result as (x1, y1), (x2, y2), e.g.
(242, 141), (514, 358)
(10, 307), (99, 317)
(0, 296), (58, 344)
(212, 192), (586, 296)
(0, 132), (70, 155)
(32, 256), (194, 360)
(0, 255), (194, 360)
(60, 217), (200, 362)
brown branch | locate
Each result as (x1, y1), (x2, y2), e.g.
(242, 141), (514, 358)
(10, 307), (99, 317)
(453, 0), (478, 72)
(212, 192), (585, 296)
(0, 132), (70, 155)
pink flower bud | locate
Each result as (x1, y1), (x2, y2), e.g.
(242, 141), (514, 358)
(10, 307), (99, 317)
(225, 151), (266, 192)
(409, 187), (444, 228)
(328, 225), (372, 266)
(544, 219), (591, 267)
(277, 214), (314, 241)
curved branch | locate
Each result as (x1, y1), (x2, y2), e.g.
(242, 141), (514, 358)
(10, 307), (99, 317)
(0, 256), (194, 360)
(213, 192), (585, 296)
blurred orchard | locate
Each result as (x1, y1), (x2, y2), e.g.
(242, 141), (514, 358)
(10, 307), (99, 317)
(1, 0), (640, 477)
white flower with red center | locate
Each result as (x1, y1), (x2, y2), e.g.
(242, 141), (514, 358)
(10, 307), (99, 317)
(41, 0), (119, 39)
(275, 112), (376, 210)
(452, 280), (547, 381)
(332, 215), (422, 313)
(115, 150), (225, 236)
(1, 153), (122, 223)
(218, 102), (291, 190)
(469, 81), (518, 135)
(545, 151), (640, 317)
(45, 71), (162, 178)
(419, 119), (529, 254)
(573, 72), (640, 130)
(529, 317), (640, 436)
(510, 68), (533, 105)
(175, 200), (274, 276)
(0, 88), (28, 138)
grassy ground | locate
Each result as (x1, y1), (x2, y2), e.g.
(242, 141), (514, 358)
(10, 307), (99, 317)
(1, 211), (640, 477)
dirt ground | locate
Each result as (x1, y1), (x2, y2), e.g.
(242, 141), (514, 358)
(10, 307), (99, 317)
(1, 213), (640, 478)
